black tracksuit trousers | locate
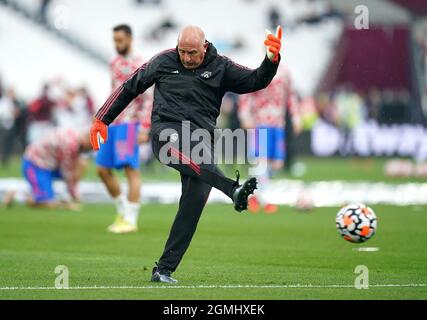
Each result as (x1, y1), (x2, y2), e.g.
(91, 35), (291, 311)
(151, 121), (237, 273)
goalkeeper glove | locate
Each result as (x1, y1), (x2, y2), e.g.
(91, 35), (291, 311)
(90, 118), (108, 151)
(264, 25), (282, 63)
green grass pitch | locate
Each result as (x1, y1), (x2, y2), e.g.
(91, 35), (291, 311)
(0, 203), (426, 299)
(2, 156), (426, 184)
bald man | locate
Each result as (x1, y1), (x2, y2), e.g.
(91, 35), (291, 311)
(90, 25), (282, 283)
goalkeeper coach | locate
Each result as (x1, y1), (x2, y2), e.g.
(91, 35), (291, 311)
(90, 25), (282, 283)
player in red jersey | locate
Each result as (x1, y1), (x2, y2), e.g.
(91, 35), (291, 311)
(3, 127), (91, 210)
(95, 24), (151, 233)
(239, 65), (297, 213)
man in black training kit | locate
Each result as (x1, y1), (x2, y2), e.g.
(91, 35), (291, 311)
(90, 25), (283, 283)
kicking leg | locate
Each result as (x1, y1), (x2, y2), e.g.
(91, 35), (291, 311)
(152, 128), (257, 212)
(168, 160), (257, 212)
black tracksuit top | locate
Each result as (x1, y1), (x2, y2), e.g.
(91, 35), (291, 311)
(95, 42), (280, 134)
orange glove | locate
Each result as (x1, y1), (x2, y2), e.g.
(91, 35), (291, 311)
(90, 118), (108, 151)
(264, 25), (282, 63)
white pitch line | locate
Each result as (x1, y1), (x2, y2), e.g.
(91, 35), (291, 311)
(0, 284), (426, 291)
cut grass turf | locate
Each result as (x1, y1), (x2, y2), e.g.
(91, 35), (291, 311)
(0, 203), (426, 299)
(2, 156), (427, 183)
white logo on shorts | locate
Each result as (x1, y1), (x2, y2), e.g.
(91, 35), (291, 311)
(170, 133), (179, 143)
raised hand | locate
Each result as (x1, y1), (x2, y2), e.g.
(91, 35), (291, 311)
(264, 25), (282, 63)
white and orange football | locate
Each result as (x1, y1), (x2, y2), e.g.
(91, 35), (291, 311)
(336, 203), (377, 243)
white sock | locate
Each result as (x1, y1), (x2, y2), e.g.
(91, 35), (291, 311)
(257, 166), (271, 205)
(123, 201), (140, 226)
(113, 194), (127, 216)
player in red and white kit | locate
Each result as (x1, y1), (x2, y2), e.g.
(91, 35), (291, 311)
(95, 24), (152, 233)
(3, 127), (91, 210)
(239, 65), (298, 213)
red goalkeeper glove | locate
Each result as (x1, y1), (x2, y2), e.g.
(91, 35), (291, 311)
(264, 25), (282, 63)
(90, 118), (108, 151)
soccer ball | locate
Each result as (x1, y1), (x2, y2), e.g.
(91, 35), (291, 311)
(336, 203), (377, 243)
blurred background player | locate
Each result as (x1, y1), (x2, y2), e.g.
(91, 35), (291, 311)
(26, 83), (55, 145)
(239, 64), (299, 213)
(95, 24), (151, 234)
(0, 86), (28, 167)
(3, 127), (91, 210)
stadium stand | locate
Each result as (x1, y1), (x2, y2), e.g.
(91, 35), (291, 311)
(1, 0), (343, 101)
